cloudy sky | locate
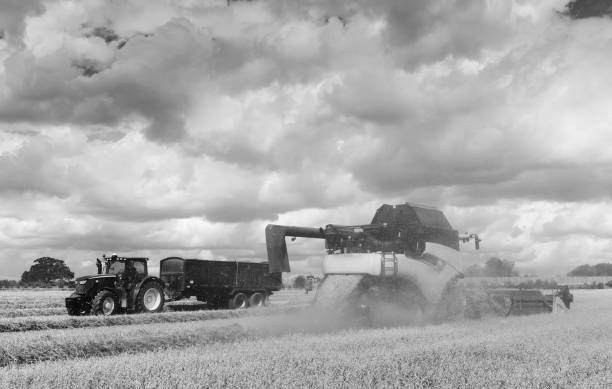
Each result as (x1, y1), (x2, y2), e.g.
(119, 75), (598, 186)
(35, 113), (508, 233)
(1, 0), (611, 279)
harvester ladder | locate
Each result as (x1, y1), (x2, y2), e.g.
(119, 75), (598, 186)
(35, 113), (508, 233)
(381, 252), (398, 280)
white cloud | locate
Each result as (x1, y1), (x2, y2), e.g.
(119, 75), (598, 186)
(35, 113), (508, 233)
(1, 0), (612, 278)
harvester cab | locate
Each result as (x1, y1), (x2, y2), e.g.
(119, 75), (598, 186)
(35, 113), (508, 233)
(65, 254), (165, 316)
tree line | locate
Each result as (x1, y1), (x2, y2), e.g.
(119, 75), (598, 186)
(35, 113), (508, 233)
(463, 258), (612, 278)
(4, 255), (612, 289)
(567, 263), (612, 277)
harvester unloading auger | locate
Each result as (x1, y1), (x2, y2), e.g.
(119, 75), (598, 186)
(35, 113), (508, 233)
(266, 203), (556, 324)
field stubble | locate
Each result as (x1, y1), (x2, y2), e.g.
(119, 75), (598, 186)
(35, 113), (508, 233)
(0, 289), (611, 388)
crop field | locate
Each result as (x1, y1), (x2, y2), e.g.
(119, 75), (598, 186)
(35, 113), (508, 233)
(0, 288), (611, 388)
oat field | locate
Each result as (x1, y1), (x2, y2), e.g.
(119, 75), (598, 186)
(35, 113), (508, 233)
(0, 288), (611, 388)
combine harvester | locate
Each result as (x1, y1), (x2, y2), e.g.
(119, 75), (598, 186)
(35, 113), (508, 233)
(266, 202), (556, 323)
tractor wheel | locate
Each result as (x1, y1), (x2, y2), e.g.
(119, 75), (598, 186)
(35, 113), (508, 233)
(136, 281), (165, 313)
(91, 290), (117, 316)
(249, 293), (265, 308)
(229, 293), (249, 309)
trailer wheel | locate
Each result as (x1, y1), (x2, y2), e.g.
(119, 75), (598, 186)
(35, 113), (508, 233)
(229, 293), (249, 309)
(91, 290), (117, 316)
(249, 293), (265, 308)
(136, 281), (165, 313)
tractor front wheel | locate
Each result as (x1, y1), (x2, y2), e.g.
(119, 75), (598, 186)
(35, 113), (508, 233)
(136, 281), (165, 313)
(91, 290), (117, 316)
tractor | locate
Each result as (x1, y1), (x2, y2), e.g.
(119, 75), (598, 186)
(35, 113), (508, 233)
(65, 254), (165, 316)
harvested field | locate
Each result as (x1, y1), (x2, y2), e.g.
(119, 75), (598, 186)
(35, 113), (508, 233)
(0, 290), (70, 310)
(0, 305), (301, 333)
(0, 307), (67, 318)
(0, 289), (608, 388)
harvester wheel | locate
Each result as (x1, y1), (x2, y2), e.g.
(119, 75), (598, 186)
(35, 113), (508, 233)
(91, 290), (117, 316)
(249, 293), (265, 308)
(229, 293), (249, 309)
(136, 281), (165, 313)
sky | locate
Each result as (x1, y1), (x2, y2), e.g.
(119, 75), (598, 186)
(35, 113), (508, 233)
(1, 0), (612, 279)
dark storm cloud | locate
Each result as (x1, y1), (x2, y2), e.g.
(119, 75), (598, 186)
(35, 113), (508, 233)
(564, 0), (612, 19)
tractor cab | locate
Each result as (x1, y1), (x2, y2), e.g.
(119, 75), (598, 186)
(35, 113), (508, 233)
(99, 254), (149, 284)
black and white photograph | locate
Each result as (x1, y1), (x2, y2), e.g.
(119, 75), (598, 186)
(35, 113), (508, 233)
(1, 0), (611, 387)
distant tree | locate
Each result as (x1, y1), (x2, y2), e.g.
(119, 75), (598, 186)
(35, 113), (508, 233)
(568, 263), (612, 276)
(594, 263), (612, 276)
(567, 264), (593, 276)
(0, 280), (19, 289)
(21, 257), (74, 285)
(483, 257), (518, 277)
(463, 257), (518, 277)
(293, 275), (306, 289)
